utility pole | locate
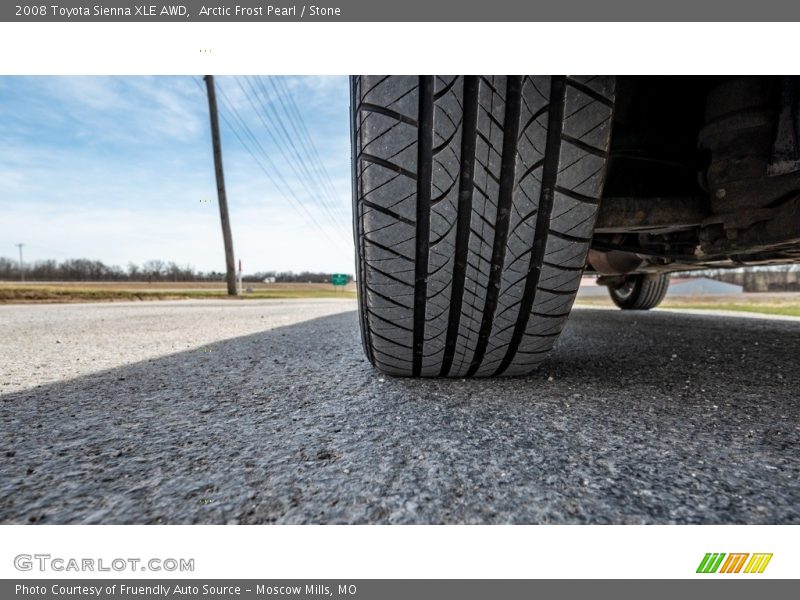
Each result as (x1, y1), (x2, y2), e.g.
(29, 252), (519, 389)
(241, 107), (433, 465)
(15, 243), (24, 282)
(204, 75), (238, 296)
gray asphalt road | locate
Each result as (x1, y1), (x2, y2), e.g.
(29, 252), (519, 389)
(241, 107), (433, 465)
(1, 300), (797, 524)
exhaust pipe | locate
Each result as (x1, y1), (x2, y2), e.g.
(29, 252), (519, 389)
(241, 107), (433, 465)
(587, 249), (645, 275)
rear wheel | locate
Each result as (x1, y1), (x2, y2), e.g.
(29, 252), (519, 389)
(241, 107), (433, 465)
(352, 75), (615, 377)
(608, 274), (670, 310)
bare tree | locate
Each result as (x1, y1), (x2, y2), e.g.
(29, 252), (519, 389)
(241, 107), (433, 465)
(142, 259), (165, 282)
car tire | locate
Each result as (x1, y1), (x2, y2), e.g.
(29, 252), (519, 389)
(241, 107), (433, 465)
(351, 75), (615, 377)
(608, 274), (670, 310)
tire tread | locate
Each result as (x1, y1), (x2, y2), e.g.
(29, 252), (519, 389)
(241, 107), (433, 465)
(353, 75), (615, 377)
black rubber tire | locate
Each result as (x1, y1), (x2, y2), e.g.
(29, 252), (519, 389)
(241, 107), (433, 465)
(352, 76), (615, 377)
(608, 274), (670, 310)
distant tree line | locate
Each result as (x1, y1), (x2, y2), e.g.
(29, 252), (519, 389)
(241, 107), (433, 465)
(0, 257), (352, 284)
(684, 265), (800, 292)
(245, 271), (350, 284)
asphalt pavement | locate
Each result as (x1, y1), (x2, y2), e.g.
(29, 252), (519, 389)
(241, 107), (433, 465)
(1, 299), (797, 524)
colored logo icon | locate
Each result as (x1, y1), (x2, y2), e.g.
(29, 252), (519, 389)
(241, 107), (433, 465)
(697, 553), (773, 574)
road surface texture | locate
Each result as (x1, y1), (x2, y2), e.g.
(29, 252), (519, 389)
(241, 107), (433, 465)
(1, 300), (797, 524)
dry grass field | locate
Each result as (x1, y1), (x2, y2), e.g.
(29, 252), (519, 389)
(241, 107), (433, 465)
(2, 281), (799, 317)
(576, 292), (800, 317)
(0, 281), (356, 303)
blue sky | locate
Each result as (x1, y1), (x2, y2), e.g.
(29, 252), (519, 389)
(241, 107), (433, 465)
(0, 76), (354, 273)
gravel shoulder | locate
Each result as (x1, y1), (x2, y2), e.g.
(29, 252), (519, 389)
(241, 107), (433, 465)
(1, 300), (797, 524)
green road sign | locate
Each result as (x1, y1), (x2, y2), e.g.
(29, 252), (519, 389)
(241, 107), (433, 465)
(331, 274), (349, 286)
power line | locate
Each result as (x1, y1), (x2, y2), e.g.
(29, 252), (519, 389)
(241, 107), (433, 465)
(192, 76), (349, 252)
(235, 76), (349, 233)
(23, 243), (73, 258)
(214, 81), (350, 250)
(253, 76), (346, 217)
(270, 76), (347, 216)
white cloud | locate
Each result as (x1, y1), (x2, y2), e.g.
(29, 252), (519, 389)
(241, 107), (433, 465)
(0, 75), (356, 273)
(1, 198), (354, 274)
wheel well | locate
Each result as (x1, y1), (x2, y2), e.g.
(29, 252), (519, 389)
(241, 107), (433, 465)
(592, 76), (800, 275)
(603, 76), (712, 200)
